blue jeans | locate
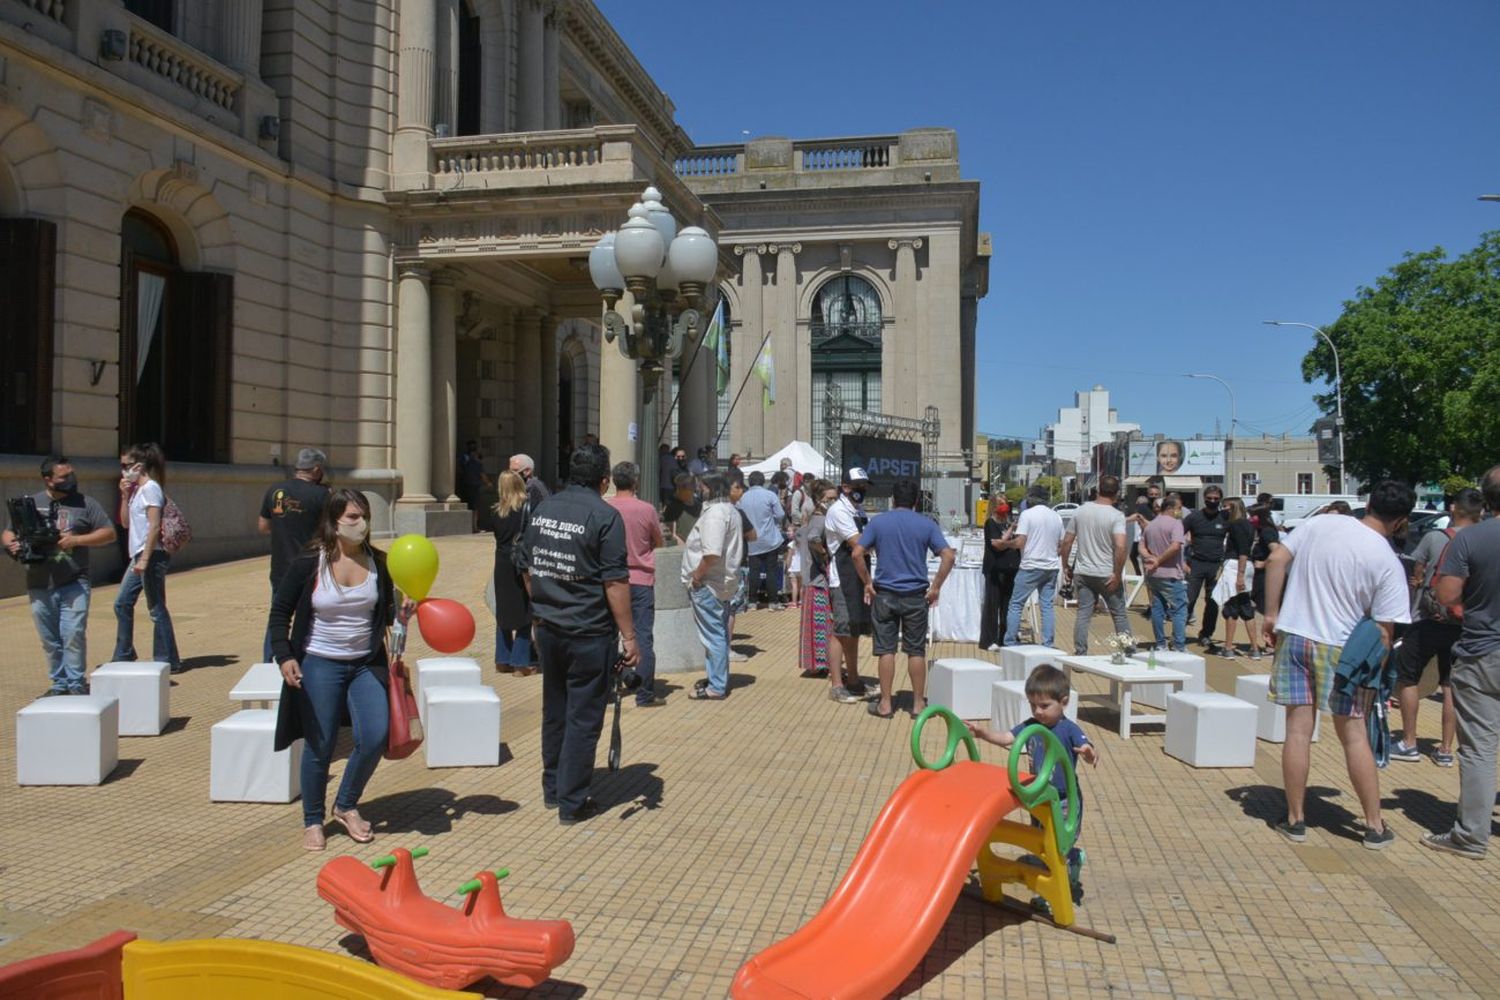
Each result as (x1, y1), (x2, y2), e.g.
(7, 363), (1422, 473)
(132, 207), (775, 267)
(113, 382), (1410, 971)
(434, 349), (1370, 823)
(1004, 568), (1058, 646)
(30, 579), (91, 692)
(1147, 577), (1187, 651)
(113, 550), (180, 668)
(296, 653), (389, 827)
(495, 628), (533, 668)
(690, 583), (732, 695)
(630, 583), (657, 704)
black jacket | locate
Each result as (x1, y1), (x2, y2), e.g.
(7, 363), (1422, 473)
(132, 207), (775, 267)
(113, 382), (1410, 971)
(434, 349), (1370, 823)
(267, 548), (396, 751)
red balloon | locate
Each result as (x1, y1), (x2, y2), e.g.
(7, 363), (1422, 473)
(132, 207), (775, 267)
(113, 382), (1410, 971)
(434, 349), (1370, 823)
(415, 598), (475, 654)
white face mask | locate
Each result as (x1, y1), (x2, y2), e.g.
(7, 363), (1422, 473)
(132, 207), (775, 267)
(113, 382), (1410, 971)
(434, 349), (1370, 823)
(122, 463), (143, 483)
(336, 518), (368, 543)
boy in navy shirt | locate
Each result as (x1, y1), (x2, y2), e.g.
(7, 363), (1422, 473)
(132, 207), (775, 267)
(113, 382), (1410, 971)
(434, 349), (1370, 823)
(969, 664), (1096, 899)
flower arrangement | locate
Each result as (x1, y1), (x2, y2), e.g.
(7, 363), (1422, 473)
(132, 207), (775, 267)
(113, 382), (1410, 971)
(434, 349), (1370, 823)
(1105, 632), (1134, 663)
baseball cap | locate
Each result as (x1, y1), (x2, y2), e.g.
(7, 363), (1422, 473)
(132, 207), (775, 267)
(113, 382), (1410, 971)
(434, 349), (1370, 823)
(843, 466), (871, 484)
(295, 447), (327, 470)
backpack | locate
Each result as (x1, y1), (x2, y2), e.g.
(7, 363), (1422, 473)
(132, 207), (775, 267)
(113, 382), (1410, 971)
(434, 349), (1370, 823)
(1415, 528), (1461, 623)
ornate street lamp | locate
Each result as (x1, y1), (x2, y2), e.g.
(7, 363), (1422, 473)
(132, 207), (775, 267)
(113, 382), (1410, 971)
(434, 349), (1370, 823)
(589, 186), (718, 400)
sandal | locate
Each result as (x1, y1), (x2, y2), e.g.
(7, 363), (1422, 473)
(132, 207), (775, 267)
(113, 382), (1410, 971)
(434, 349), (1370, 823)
(688, 686), (725, 700)
(303, 825), (326, 851)
(330, 808), (374, 844)
(866, 701), (895, 719)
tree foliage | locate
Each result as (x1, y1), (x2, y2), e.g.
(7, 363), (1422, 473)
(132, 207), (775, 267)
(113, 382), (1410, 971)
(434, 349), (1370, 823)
(1305, 232), (1500, 486)
(1035, 475), (1065, 504)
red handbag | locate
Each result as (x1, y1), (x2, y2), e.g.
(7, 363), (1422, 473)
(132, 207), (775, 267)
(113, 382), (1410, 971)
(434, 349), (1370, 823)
(384, 623), (423, 760)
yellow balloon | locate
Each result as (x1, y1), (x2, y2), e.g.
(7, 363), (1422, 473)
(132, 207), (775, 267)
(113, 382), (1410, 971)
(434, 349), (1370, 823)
(387, 534), (439, 600)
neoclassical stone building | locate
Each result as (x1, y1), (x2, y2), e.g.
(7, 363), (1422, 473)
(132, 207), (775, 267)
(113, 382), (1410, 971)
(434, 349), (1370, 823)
(0, 0), (987, 596)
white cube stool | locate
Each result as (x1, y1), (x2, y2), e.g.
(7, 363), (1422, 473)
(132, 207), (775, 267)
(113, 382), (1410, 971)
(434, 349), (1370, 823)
(17, 695), (120, 785)
(1235, 674), (1320, 743)
(210, 709), (302, 802)
(1129, 650), (1207, 709)
(1165, 692), (1258, 768)
(414, 657), (482, 728)
(929, 658), (1005, 719)
(230, 661), (284, 708)
(990, 678), (1079, 733)
(424, 686), (502, 767)
(997, 645), (1064, 683)
(89, 661), (170, 736)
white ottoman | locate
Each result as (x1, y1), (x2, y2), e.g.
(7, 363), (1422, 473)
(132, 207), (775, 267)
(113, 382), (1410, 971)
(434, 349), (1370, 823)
(1235, 674), (1320, 743)
(17, 695), (120, 785)
(929, 658), (1004, 719)
(230, 661), (284, 708)
(1165, 692), (1258, 768)
(89, 661), (170, 736)
(210, 709), (302, 802)
(990, 678), (1079, 733)
(424, 686), (502, 767)
(415, 657), (482, 728)
(998, 644), (1064, 683)
(1129, 650), (1206, 709)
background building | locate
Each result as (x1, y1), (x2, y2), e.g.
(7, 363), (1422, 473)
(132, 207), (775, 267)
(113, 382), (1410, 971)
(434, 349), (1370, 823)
(1225, 434), (1335, 497)
(1031, 385), (1139, 472)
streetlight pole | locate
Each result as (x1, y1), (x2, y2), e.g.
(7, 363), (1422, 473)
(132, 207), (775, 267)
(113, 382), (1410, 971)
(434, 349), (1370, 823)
(1264, 320), (1346, 493)
(1184, 373), (1236, 489)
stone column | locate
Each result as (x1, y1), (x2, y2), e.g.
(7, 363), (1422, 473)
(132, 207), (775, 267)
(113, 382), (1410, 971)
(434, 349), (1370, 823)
(730, 245), (765, 459)
(516, 0), (546, 131)
(513, 309), (543, 469)
(395, 263), (434, 503)
(771, 243), (800, 447)
(887, 238), (922, 418)
(217, 0), (264, 75)
(542, 4), (562, 130)
(435, 0), (460, 133)
(395, 0), (437, 183)
(430, 269), (459, 502)
(539, 314), (560, 484)
(599, 295), (641, 469)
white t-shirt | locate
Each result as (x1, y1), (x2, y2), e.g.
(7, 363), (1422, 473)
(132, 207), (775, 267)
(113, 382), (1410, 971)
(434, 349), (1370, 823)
(823, 495), (866, 588)
(1067, 501), (1126, 577)
(1276, 514), (1411, 646)
(127, 479), (165, 558)
(305, 556), (378, 659)
(681, 500), (745, 601)
(1016, 505), (1064, 571)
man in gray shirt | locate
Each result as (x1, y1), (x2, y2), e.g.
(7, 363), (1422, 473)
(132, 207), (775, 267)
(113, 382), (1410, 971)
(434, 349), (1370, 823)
(1424, 466), (1500, 859)
(1060, 474), (1131, 655)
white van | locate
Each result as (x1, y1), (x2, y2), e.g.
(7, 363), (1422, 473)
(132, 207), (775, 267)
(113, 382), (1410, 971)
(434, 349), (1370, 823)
(1272, 494), (1365, 529)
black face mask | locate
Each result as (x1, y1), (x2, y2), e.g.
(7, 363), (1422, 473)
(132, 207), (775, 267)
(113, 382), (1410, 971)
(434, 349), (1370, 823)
(1204, 500), (1221, 511)
(52, 474), (78, 494)
(849, 489), (866, 504)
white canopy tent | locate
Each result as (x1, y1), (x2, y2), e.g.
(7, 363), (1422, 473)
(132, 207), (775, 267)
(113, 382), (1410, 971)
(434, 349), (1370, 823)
(741, 441), (833, 479)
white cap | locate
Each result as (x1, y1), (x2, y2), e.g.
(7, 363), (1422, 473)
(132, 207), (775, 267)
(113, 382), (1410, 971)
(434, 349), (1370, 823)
(844, 466), (871, 484)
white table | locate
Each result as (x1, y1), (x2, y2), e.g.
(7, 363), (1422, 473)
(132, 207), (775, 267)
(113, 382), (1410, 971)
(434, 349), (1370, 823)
(928, 566), (983, 642)
(229, 662), (284, 709)
(1059, 654), (1191, 740)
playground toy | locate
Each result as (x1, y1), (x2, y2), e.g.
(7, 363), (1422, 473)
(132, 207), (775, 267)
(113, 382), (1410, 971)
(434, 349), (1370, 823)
(731, 707), (1108, 1000)
(0, 931), (477, 999)
(317, 846), (575, 990)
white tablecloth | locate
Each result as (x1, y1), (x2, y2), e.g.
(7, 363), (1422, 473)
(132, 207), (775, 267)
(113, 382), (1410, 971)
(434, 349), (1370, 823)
(929, 566), (984, 642)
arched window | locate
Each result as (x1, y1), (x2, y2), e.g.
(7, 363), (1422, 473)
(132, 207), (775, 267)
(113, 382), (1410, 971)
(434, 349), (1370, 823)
(810, 275), (883, 450)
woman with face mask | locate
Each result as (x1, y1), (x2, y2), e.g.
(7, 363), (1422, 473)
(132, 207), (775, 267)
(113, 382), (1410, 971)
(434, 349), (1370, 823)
(112, 442), (181, 672)
(266, 488), (414, 851)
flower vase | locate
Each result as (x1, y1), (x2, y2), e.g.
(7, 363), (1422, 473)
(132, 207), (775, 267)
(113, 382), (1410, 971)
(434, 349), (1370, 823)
(1109, 651), (1126, 665)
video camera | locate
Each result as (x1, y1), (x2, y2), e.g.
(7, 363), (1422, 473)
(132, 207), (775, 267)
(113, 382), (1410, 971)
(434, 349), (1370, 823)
(6, 496), (61, 564)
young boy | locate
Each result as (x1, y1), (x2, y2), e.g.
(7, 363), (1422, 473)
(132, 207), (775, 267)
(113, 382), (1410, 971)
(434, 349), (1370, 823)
(968, 664), (1096, 900)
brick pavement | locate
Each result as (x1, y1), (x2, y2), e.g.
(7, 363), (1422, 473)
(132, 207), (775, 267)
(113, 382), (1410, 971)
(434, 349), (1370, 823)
(1, 534), (1497, 998)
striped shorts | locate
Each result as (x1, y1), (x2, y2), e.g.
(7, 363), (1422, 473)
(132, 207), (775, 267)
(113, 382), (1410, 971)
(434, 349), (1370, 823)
(1269, 632), (1368, 718)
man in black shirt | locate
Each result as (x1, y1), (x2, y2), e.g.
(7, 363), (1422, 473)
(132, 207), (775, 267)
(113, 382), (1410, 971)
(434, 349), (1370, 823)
(518, 443), (639, 825)
(1182, 485), (1230, 647)
(1127, 481), (1162, 574)
(258, 448), (331, 660)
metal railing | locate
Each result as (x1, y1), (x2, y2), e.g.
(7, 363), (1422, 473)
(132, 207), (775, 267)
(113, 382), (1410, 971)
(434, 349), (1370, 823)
(810, 320), (883, 346)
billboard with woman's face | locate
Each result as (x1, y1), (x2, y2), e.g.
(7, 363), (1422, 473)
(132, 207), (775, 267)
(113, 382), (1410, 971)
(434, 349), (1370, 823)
(1127, 440), (1225, 476)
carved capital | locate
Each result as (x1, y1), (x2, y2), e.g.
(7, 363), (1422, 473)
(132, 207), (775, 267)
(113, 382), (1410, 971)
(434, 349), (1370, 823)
(733, 244), (766, 257)
(887, 237), (924, 252)
(767, 242), (802, 256)
(397, 261), (431, 281)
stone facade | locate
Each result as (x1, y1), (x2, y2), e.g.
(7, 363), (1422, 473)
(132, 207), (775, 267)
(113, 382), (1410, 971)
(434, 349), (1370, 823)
(0, 0), (985, 598)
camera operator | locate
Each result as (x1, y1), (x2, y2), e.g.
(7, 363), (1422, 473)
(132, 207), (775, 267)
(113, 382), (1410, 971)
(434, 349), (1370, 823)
(517, 442), (638, 826)
(3, 455), (116, 696)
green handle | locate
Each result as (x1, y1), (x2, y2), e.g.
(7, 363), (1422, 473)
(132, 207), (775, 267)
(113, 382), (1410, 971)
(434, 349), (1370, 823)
(371, 846), (429, 870)
(456, 867), (511, 896)
(1007, 724), (1080, 857)
(910, 705), (980, 771)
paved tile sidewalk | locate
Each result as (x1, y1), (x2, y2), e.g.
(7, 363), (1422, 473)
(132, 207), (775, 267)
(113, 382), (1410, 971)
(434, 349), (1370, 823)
(1, 535), (1497, 997)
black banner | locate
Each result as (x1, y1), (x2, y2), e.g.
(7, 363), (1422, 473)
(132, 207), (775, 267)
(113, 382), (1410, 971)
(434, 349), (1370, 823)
(841, 435), (923, 495)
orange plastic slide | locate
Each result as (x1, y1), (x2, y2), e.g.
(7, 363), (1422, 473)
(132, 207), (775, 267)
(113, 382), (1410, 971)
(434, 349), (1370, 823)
(732, 760), (1022, 1000)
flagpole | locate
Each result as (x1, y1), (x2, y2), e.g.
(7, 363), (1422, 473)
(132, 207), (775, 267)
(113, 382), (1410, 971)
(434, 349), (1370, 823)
(712, 328), (773, 455)
(655, 307), (714, 445)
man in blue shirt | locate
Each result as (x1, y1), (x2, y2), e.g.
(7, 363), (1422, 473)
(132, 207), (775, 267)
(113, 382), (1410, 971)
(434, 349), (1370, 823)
(851, 479), (955, 718)
(737, 471), (788, 609)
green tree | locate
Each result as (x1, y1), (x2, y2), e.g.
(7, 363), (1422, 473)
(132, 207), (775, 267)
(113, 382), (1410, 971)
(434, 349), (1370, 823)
(1303, 232), (1500, 485)
(1439, 473), (1474, 498)
(1005, 484), (1025, 505)
(1035, 475), (1064, 504)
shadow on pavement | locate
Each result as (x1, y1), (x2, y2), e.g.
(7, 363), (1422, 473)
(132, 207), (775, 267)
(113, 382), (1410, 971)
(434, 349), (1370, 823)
(362, 787), (519, 836)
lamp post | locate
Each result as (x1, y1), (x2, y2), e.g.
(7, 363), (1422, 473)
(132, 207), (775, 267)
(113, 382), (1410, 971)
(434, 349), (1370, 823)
(1264, 319), (1346, 493)
(1184, 373), (1235, 489)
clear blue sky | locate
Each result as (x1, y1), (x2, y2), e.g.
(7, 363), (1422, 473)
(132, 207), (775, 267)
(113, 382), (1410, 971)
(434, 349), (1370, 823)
(599, 0), (1500, 444)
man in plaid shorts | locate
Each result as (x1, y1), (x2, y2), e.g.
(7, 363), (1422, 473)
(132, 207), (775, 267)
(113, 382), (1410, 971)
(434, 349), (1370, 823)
(1261, 481), (1414, 849)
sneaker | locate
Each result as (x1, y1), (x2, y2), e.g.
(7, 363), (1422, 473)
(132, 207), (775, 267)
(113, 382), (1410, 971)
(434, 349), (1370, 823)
(728, 650), (749, 662)
(1431, 749), (1456, 767)
(984, 643), (1002, 652)
(1249, 649), (1265, 661)
(1420, 831), (1485, 859)
(1389, 740), (1421, 762)
(827, 686), (861, 704)
(1274, 818), (1307, 843)
(1362, 824), (1396, 851)
(1067, 847), (1086, 886)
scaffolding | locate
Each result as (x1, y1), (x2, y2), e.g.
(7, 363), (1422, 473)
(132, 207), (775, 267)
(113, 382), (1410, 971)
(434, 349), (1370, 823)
(822, 382), (956, 511)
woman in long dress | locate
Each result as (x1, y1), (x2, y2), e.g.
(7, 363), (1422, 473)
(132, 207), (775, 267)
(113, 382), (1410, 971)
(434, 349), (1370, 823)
(491, 470), (534, 675)
(798, 479), (838, 679)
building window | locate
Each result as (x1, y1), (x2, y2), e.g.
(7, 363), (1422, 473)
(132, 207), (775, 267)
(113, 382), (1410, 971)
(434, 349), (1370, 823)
(456, 1), (481, 136)
(1296, 472), (1314, 495)
(0, 218), (57, 454)
(125, 0), (174, 33)
(1240, 472), (1259, 496)
(811, 275), (882, 454)
(119, 209), (233, 462)
(811, 274), (882, 348)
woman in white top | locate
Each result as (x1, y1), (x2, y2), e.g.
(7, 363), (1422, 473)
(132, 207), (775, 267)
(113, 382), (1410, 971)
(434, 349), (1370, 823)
(267, 488), (414, 851)
(112, 442), (181, 671)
